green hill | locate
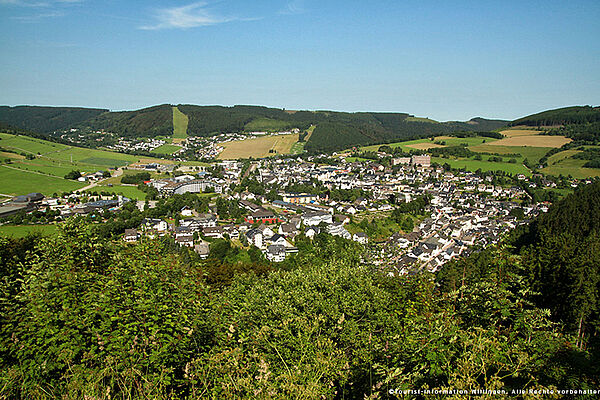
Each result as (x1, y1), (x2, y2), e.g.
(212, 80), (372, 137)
(0, 103), (511, 152)
(0, 106), (107, 134)
(511, 105), (600, 127)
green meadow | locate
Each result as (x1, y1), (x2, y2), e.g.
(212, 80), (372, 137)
(172, 106), (188, 139)
(431, 157), (531, 175)
(0, 132), (171, 196)
(88, 184), (147, 200)
(542, 158), (600, 179)
(151, 144), (181, 155)
(0, 166), (85, 196)
(0, 224), (59, 238)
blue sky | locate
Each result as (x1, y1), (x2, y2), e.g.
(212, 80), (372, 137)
(1, 0), (598, 121)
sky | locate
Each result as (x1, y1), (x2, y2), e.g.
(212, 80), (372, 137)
(0, 0), (599, 121)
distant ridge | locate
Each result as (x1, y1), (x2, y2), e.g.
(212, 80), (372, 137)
(0, 103), (513, 153)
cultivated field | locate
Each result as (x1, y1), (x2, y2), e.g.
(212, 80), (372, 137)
(172, 106), (188, 140)
(218, 133), (299, 159)
(489, 135), (571, 148)
(498, 128), (543, 137)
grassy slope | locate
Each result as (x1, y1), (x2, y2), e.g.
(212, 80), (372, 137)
(0, 166), (85, 196)
(0, 132), (169, 196)
(172, 106), (188, 139)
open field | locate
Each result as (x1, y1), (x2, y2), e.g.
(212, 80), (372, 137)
(359, 135), (498, 153)
(87, 184), (147, 200)
(151, 144), (181, 155)
(172, 106), (188, 140)
(0, 224), (59, 238)
(218, 133), (299, 159)
(547, 150), (582, 165)
(541, 158), (600, 179)
(431, 157), (531, 175)
(489, 135), (570, 148)
(469, 144), (549, 164)
(0, 132), (172, 196)
(0, 166), (85, 196)
(498, 128), (543, 137)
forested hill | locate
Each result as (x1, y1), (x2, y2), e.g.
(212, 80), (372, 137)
(304, 116), (507, 153)
(81, 104), (173, 137)
(511, 105), (600, 126)
(0, 103), (508, 151)
(0, 106), (107, 134)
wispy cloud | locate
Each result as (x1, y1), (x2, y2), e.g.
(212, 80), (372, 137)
(279, 0), (305, 15)
(140, 2), (241, 30)
(2, 0), (82, 22)
(11, 10), (63, 21)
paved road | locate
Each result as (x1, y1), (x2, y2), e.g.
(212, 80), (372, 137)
(77, 167), (124, 192)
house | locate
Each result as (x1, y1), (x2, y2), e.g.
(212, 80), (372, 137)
(278, 223), (299, 237)
(257, 224), (275, 238)
(304, 226), (320, 239)
(203, 226), (224, 239)
(352, 232), (368, 244)
(181, 206), (194, 217)
(302, 211), (332, 226)
(245, 210), (280, 224)
(265, 245), (287, 262)
(267, 234), (288, 247)
(123, 229), (140, 243)
(194, 241), (210, 259)
(246, 229), (263, 248)
(326, 222), (351, 239)
(176, 235), (194, 247)
(141, 218), (168, 232)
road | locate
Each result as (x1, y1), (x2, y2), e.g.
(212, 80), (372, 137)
(76, 167), (124, 192)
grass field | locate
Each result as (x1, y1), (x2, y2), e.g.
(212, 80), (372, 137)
(173, 106), (188, 140)
(0, 224), (59, 238)
(546, 150), (582, 165)
(88, 184), (147, 200)
(431, 157), (531, 175)
(0, 132), (172, 196)
(469, 144), (549, 164)
(245, 118), (292, 132)
(541, 158), (600, 179)
(218, 133), (300, 159)
(0, 166), (85, 196)
(151, 144), (181, 155)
